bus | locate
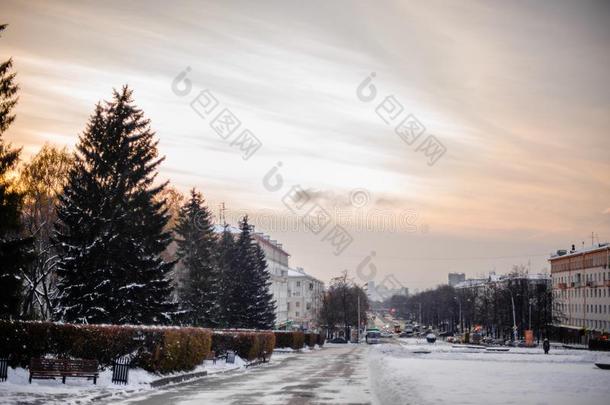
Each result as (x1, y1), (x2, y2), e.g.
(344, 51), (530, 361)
(366, 328), (381, 344)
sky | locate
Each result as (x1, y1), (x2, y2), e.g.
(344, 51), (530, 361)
(2, 0), (609, 290)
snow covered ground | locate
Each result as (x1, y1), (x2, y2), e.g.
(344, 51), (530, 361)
(369, 338), (610, 405)
(0, 357), (244, 405)
(3, 341), (609, 404)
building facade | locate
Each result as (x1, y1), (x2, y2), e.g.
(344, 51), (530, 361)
(549, 243), (610, 333)
(448, 272), (466, 287)
(286, 267), (325, 330)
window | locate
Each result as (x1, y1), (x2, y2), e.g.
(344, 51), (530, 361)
(296, 301), (300, 307)
(296, 281), (301, 287)
(306, 302), (311, 310)
(295, 311), (299, 317)
(309, 283), (313, 290)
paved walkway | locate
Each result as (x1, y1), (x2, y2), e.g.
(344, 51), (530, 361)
(116, 345), (372, 405)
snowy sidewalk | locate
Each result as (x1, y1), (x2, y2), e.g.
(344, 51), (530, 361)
(0, 358), (245, 405)
(110, 344), (371, 404)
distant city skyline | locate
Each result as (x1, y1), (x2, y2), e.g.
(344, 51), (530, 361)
(3, 0), (609, 288)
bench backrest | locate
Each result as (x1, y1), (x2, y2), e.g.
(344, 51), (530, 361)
(30, 358), (98, 373)
(30, 358), (64, 372)
(63, 359), (98, 373)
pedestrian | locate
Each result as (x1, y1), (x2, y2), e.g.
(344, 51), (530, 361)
(543, 338), (550, 354)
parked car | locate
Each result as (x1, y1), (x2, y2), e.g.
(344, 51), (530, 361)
(330, 337), (348, 344)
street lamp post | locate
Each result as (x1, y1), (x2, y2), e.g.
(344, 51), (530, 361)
(357, 293), (360, 343)
(529, 298), (533, 330)
(454, 296), (462, 333)
(510, 292), (518, 342)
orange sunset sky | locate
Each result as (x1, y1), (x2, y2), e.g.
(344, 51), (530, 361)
(2, 0), (609, 288)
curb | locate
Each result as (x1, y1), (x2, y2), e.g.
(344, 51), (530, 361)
(150, 370), (208, 388)
(90, 367), (244, 402)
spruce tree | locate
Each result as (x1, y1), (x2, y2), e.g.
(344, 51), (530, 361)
(216, 224), (241, 328)
(175, 188), (219, 327)
(55, 86), (175, 325)
(250, 242), (276, 329)
(231, 216), (276, 329)
(0, 24), (32, 319)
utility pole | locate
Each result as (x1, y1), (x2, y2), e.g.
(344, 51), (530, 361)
(357, 293), (360, 344)
(511, 292), (518, 342)
(529, 298), (533, 330)
(218, 202), (226, 226)
(455, 296), (462, 333)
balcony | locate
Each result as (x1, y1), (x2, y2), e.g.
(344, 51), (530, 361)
(558, 283), (567, 289)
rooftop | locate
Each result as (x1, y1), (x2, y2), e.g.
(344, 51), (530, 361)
(549, 243), (609, 261)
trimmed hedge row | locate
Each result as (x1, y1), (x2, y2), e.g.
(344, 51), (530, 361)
(0, 321), (292, 373)
(274, 331), (305, 350)
(302, 332), (325, 348)
(303, 332), (317, 348)
(211, 330), (275, 361)
(274, 331), (324, 349)
(0, 320), (211, 374)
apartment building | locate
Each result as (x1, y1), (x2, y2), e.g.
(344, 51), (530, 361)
(286, 267), (325, 330)
(549, 243), (610, 333)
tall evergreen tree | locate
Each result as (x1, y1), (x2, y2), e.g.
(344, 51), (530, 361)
(175, 188), (219, 327)
(55, 86), (175, 325)
(249, 242), (276, 329)
(216, 224), (241, 328)
(231, 216), (276, 329)
(0, 23), (32, 319)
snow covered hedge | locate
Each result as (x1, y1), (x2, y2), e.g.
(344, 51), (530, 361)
(211, 330), (275, 361)
(0, 320), (212, 374)
(273, 331), (305, 350)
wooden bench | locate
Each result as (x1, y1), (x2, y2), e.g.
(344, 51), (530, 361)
(29, 358), (99, 384)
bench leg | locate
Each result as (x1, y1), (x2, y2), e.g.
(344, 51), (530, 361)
(62, 375), (66, 384)
(29, 374), (32, 384)
(93, 376), (97, 385)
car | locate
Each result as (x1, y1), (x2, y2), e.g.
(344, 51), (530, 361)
(329, 337), (348, 344)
